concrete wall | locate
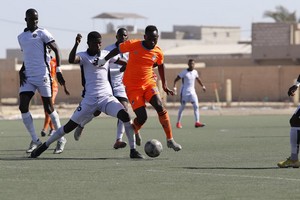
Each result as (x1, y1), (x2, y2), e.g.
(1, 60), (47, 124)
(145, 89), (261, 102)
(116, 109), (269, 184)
(1, 59), (298, 105)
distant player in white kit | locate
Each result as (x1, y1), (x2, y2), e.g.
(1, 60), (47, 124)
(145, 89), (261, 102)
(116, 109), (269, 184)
(173, 59), (206, 128)
(18, 8), (67, 154)
(30, 31), (144, 159)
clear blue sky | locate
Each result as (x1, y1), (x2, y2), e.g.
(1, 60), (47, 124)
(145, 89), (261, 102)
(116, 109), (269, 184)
(0, 0), (299, 58)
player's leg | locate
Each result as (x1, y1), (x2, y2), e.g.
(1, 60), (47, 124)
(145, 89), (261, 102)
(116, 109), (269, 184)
(45, 87), (58, 136)
(278, 107), (300, 168)
(42, 96), (67, 154)
(30, 120), (78, 158)
(41, 111), (50, 137)
(74, 109), (101, 141)
(19, 91), (42, 152)
(191, 94), (205, 128)
(126, 88), (146, 145)
(148, 93), (182, 151)
(176, 95), (186, 128)
(105, 97), (144, 159)
(113, 97), (128, 149)
(31, 101), (95, 158)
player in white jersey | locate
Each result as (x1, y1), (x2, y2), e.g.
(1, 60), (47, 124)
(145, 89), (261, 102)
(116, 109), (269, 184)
(73, 28), (143, 148)
(30, 31), (144, 159)
(18, 8), (67, 154)
(277, 75), (300, 168)
(173, 59), (206, 128)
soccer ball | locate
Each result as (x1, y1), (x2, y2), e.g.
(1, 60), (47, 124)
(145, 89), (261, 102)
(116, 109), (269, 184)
(144, 139), (163, 158)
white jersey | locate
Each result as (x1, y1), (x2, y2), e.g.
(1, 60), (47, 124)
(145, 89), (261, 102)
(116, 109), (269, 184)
(104, 43), (129, 98)
(17, 27), (53, 77)
(178, 69), (199, 96)
(77, 50), (116, 98)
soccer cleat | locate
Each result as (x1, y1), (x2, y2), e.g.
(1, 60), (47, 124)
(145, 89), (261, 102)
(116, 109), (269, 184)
(195, 122), (205, 128)
(113, 140), (127, 149)
(74, 125), (84, 141)
(135, 133), (142, 146)
(277, 157), (300, 168)
(167, 139), (182, 151)
(176, 122), (182, 129)
(48, 129), (55, 136)
(26, 140), (42, 153)
(130, 149), (144, 159)
(40, 130), (46, 137)
(30, 142), (48, 158)
(53, 138), (67, 154)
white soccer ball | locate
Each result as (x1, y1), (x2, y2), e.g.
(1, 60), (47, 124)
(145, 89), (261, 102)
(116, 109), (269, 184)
(144, 139), (163, 158)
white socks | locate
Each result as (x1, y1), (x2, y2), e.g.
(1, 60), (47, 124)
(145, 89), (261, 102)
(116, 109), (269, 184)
(124, 121), (135, 149)
(22, 112), (39, 143)
(290, 127), (300, 160)
(116, 119), (125, 141)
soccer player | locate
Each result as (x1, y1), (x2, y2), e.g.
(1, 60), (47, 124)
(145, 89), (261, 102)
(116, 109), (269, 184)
(173, 59), (206, 128)
(97, 25), (182, 151)
(73, 28), (140, 149)
(18, 8), (67, 154)
(277, 75), (300, 168)
(30, 31), (144, 159)
(40, 48), (70, 137)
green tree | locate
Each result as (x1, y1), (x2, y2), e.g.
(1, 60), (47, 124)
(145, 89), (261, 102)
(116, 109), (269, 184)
(263, 5), (299, 23)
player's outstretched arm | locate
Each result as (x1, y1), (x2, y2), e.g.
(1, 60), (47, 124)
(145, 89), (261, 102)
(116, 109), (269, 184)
(69, 33), (82, 64)
(97, 48), (120, 67)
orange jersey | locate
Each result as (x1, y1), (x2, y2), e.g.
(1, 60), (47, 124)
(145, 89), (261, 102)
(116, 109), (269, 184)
(119, 39), (164, 89)
(49, 57), (58, 88)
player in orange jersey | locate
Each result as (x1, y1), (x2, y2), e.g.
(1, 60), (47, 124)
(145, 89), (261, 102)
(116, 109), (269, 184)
(97, 25), (182, 151)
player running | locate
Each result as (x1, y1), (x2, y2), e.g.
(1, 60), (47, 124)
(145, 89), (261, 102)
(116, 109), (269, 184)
(277, 75), (300, 168)
(97, 25), (182, 151)
(173, 59), (206, 128)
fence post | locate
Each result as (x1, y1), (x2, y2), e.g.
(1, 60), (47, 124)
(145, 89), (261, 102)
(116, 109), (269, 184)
(226, 79), (232, 107)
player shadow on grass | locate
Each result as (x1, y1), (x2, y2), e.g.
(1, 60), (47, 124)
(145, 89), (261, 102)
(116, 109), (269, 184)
(182, 166), (279, 170)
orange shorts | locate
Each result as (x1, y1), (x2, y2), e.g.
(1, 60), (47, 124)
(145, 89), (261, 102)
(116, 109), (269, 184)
(126, 83), (159, 110)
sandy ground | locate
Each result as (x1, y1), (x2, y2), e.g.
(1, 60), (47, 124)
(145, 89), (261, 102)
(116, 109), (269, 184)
(0, 101), (297, 120)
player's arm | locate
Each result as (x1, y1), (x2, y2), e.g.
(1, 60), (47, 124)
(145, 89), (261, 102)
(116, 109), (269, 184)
(19, 63), (26, 86)
(157, 63), (174, 96)
(48, 41), (66, 86)
(69, 34), (82, 64)
(196, 77), (206, 92)
(173, 76), (180, 88)
(97, 48), (120, 66)
(288, 74), (300, 96)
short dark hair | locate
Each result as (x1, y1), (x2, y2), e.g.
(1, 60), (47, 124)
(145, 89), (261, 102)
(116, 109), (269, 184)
(145, 25), (158, 34)
(26, 8), (38, 17)
(188, 59), (194, 63)
(87, 31), (101, 42)
(117, 28), (127, 35)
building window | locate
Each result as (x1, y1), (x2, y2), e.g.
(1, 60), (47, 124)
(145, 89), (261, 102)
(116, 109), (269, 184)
(226, 32), (230, 37)
(213, 32), (217, 37)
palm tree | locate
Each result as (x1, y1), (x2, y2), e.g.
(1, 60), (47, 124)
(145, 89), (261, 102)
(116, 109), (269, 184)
(263, 5), (299, 23)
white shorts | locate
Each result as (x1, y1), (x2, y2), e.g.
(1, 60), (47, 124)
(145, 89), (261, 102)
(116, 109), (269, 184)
(19, 75), (52, 97)
(112, 85), (127, 99)
(70, 95), (124, 124)
(181, 93), (199, 106)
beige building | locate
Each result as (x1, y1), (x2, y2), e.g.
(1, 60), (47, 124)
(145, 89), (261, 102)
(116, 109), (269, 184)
(1, 23), (300, 105)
